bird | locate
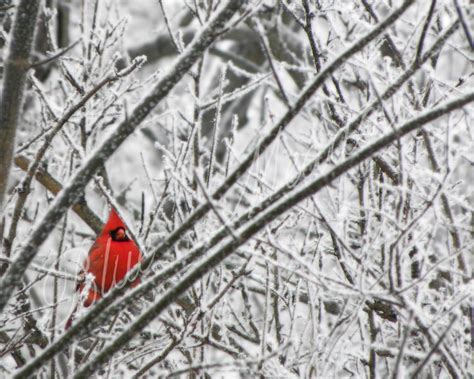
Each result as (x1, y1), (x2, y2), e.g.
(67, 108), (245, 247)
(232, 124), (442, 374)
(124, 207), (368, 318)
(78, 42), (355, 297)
(65, 207), (142, 329)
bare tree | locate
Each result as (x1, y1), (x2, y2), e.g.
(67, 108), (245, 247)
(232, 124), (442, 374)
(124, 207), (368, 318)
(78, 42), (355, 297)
(0, 0), (472, 378)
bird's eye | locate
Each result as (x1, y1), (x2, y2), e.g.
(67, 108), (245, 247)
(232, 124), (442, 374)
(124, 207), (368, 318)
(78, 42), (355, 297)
(111, 227), (128, 241)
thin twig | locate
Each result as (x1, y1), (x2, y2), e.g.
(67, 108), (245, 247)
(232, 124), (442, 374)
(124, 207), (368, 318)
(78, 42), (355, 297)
(453, 0), (473, 49)
(253, 19), (291, 107)
(411, 316), (458, 377)
(415, 0), (437, 62)
(13, 155), (103, 234)
(30, 38), (81, 68)
(206, 65), (227, 187)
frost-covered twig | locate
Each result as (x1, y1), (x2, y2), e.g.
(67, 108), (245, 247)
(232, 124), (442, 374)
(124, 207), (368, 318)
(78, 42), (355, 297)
(157, 0), (181, 54)
(405, 299), (462, 377)
(132, 332), (183, 378)
(360, 0), (405, 67)
(30, 38), (81, 69)
(157, 342), (292, 378)
(206, 65), (227, 187)
(253, 18), (290, 107)
(414, 0), (437, 62)
(0, 256), (76, 281)
(301, 0), (344, 128)
(453, 0), (473, 49)
(199, 71), (271, 112)
(13, 155), (103, 234)
(195, 170), (237, 241)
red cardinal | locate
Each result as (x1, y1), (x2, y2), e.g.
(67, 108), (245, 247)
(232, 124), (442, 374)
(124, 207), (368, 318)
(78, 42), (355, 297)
(66, 208), (142, 329)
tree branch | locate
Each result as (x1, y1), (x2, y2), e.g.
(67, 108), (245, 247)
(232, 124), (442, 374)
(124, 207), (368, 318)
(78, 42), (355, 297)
(13, 155), (103, 234)
(0, 0), (40, 207)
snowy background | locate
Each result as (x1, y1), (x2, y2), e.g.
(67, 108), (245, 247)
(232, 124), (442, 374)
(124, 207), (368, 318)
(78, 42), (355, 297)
(0, 0), (472, 377)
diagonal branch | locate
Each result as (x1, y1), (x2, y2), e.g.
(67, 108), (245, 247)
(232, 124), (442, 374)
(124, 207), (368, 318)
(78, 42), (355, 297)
(72, 90), (474, 379)
(13, 155), (103, 234)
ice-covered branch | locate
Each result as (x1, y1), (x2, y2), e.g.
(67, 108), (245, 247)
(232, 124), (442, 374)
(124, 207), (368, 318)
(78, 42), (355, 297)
(13, 155), (103, 233)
